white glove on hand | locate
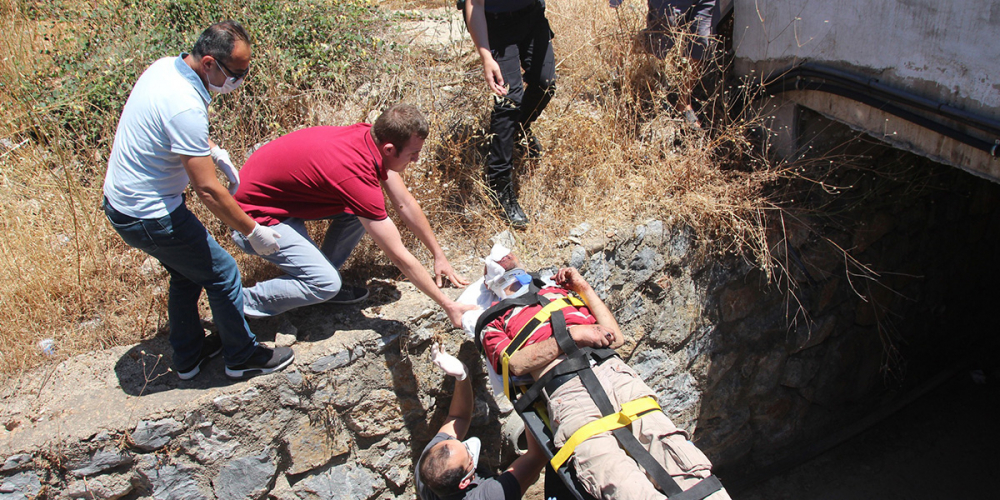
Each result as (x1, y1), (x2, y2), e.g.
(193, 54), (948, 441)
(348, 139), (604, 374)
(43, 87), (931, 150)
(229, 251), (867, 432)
(210, 146), (240, 195)
(431, 342), (467, 380)
(247, 223), (281, 256)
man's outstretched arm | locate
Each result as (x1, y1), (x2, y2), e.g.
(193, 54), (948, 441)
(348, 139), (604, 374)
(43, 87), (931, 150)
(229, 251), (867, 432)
(382, 170), (469, 288)
(360, 217), (476, 328)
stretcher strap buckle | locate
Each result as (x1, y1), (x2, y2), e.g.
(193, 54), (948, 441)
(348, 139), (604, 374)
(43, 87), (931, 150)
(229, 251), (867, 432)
(550, 396), (661, 470)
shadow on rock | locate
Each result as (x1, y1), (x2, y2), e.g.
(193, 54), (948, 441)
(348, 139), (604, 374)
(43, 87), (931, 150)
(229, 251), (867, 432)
(113, 337), (234, 397)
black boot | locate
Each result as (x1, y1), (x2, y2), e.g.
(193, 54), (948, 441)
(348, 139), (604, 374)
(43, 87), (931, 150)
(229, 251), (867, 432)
(493, 183), (529, 229)
(515, 127), (543, 159)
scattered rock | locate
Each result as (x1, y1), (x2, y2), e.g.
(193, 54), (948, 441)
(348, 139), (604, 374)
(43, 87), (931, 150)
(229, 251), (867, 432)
(780, 357), (821, 389)
(720, 284), (758, 322)
(180, 422), (238, 465)
(213, 395), (241, 415)
(492, 230), (515, 250)
(1, 454), (31, 472)
(131, 418), (184, 452)
(343, 390), (404, 438)
(311, 349), (353, 373)
(293, 463), (381, 500)
(363, 441), (411, 489)
(569, 222), (592, 237)
(68, 448), (133, 477)
(137, 462), (208, 500)
(569, 245), (587, 268)
(0, 471), (41, 499)
(278, 384), (301, 408)
(286, 414), (351, 475)
(268, 474), (296, 500)
(213, 449), (277, 500)
(274, 332), (297, 348)
(63, 474), (133, 499)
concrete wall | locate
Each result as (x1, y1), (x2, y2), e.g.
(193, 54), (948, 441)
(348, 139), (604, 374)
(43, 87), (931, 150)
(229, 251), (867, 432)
(732, 0), (1000, 177)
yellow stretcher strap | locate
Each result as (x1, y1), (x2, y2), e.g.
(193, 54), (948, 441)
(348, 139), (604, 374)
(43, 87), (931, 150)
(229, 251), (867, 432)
(500, 296), (586, 399)
(550, 396), (661, 470)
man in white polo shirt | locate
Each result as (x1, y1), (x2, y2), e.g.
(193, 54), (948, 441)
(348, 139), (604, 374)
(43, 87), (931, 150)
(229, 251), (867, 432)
(102, 20), (293, 380)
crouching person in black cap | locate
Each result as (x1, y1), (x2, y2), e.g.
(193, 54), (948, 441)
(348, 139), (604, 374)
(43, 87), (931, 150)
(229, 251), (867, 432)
(416, 344), (547, 499)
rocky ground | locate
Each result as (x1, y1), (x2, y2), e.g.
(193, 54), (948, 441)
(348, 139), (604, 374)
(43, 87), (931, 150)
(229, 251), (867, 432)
(0, 275), (493, 499)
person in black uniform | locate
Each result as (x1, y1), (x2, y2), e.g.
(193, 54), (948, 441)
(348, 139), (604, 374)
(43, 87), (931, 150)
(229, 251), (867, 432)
(464, 0), (556, 228)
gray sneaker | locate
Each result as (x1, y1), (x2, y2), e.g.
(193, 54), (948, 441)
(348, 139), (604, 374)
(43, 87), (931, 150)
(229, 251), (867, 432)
(225, 345), (294, 379)
(327, 285), (369, 305)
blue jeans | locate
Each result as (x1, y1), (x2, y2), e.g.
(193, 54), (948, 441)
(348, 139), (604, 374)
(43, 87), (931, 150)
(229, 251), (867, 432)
(103, 198), (258, 368)
(232, 213), (366, 317)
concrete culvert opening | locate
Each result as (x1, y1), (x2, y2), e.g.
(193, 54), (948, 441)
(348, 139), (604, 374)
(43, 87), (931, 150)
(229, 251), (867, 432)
(708, 109), (1000, 498)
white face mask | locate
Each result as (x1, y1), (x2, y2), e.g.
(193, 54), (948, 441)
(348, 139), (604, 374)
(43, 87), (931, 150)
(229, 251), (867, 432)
(208, 61), (245, 94)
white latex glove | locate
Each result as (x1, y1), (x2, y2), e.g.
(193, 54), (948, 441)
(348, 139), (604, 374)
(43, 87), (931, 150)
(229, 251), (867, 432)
(210, 146), (240, 195)
(247, 223), (281, 256)
(431, 342), (467, 380)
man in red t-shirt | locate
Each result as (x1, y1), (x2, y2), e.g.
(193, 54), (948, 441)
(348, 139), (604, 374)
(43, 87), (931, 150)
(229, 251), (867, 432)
(479, 250), (729, 500)
(232, 104), (474, 326)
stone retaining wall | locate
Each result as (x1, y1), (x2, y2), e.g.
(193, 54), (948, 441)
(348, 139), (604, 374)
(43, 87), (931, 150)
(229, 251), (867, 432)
(4, 152), (998, 498)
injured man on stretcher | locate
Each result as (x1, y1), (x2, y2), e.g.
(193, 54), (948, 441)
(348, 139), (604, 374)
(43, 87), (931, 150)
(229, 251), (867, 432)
(459, 244), (730, 500)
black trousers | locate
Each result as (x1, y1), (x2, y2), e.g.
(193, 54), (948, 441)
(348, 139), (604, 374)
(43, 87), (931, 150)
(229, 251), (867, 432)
(485, 2), (556, 188)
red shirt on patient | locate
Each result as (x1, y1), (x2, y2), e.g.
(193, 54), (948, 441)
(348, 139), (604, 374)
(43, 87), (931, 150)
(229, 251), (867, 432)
(480, 286), (597, 371)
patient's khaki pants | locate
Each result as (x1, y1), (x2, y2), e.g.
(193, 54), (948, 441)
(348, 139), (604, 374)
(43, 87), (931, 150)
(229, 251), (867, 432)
(546, 357), (731, 500)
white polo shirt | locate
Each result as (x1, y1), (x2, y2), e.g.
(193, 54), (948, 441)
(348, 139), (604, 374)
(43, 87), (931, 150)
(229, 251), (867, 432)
(103, 54), (212, 219)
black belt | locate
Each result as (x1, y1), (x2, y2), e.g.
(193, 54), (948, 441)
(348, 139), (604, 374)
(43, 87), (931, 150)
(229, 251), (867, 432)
(485, 1), (539, 20)
(543, 353), (615, 396)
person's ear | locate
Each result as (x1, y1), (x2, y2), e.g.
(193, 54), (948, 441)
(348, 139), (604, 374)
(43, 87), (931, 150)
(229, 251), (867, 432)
(459, 476), (474, 490)
(200, 55), (216, 71)
(380, 142), (397, 157)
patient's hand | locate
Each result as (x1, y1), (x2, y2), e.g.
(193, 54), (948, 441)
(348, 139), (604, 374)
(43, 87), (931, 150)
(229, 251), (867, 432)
(555, 267), (591, 293)
(568, 324), (615, 348)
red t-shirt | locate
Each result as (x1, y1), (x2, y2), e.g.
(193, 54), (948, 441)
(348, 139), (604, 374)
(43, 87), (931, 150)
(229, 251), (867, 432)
(481, 287), (597, 371)
(235, 124), (389, 225)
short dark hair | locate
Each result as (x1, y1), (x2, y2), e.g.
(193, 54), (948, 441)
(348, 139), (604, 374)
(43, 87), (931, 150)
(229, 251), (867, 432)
(371, 103), (429, 149)
(419, 442), (466, 496)
(192, 20), (250, 64)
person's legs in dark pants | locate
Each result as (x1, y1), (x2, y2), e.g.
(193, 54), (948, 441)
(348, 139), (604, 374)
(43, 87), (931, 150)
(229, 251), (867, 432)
(163, 262), (209, 371)
(484, 7), (555, 228)
(485, 38), (530, 228)
(644, 0), (716, 128)
(516, 11), (556, 155)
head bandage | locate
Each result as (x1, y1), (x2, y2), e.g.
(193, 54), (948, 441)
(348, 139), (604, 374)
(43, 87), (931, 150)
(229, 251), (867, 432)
(482, 243), (532, 299)
(483, 243), (511, 292)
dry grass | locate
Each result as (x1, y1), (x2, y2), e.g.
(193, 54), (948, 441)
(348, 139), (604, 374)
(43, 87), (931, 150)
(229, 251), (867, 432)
(380, 0), (782, 267)
(0, 0), (786, 375)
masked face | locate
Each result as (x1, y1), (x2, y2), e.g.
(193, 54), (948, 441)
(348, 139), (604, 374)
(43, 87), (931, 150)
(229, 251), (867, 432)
(208, 59), (246, 94)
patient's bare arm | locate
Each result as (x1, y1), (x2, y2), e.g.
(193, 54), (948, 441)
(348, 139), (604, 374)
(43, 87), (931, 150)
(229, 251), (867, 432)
(508, 324), (614, 376)
(555, 268), (624, 348)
